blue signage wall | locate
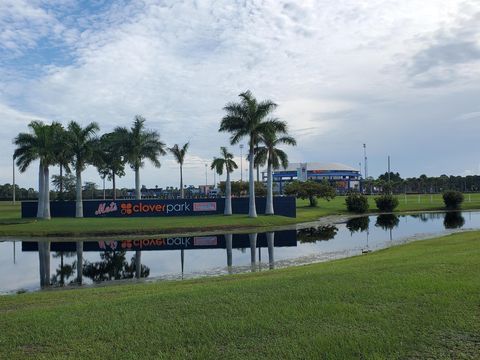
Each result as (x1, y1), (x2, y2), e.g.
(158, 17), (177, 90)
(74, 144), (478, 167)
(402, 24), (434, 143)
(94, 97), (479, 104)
(21, 197), (296, 218)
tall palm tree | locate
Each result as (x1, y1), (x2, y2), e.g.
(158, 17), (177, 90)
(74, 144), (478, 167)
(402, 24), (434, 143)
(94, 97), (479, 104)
(219, 90), (286, 218)
(14, 121), (62, 219)
(211, 147), (238, 215)
(255, 131), (296, 215)
(93, 132), (126, 200)
(168, 142), (189, 198)
(67, 121), (100, 218)
(55, 126), (73, 201)
(115, 115), (166, 199)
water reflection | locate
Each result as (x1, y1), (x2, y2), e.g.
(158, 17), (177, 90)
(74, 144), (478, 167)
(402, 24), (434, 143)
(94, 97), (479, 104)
(297, 225), (338, 243)
(5, 211), (480, 294)
(443, 212), (465, 229)
(375, 214), (400, 230)
(346, 217), (370, 233)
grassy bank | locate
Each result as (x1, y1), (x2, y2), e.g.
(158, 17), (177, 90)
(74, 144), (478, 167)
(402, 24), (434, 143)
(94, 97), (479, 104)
(0, 231), (479, 359)
(1, 193), (480, 237)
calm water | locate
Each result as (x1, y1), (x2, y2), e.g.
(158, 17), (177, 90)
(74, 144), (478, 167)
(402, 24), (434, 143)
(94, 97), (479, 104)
(0, 211), (478, 294)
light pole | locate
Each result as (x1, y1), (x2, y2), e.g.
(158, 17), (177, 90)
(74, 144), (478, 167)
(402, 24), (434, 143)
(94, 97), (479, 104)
(240, 144), (244, 182)
(204, 163), (208, 195)
(12, 154), (16, 205)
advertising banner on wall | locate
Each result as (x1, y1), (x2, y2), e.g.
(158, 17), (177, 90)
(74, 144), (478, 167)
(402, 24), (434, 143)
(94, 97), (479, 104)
(21, 197), (296, 218)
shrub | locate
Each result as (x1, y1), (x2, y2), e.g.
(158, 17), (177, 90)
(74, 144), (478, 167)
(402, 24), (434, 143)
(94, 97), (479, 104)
(374, 194), (399, 212)
(345, 192), (369, 213)
(442, 191), (464, 210)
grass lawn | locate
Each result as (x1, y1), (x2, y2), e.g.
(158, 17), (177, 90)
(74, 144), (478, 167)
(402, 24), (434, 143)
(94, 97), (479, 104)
(1, 193), (480, 237)
(0, 231), (479, 359)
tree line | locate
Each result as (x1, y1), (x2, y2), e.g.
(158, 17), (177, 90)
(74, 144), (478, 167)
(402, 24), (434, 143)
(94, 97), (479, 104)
(13, 90), (297, 219)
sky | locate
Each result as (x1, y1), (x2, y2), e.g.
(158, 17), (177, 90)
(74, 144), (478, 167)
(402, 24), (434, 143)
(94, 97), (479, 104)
(1, 0), (480, 190)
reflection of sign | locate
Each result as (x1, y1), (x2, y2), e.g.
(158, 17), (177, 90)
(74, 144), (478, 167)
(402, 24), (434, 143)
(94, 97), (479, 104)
(193, 202), (217, 212)
(194, 236), (217, 246)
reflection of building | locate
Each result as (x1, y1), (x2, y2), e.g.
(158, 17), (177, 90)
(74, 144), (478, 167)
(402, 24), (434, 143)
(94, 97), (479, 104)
(266, 162), (361, 193)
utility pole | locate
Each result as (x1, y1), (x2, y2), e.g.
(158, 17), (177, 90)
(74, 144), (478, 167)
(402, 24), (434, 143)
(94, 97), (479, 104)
(12, 154), (16, 205)
(387, 155), (391, 182)
(204, 163), (208, 195)
(363, 144), (368, 193)
(240, 144), (244, 182)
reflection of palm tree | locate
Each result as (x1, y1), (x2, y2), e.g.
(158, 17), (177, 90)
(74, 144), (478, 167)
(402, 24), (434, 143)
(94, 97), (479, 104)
(249, 233), (257, 271)
(211, 147), (238, 215)
(83, 251), (150, 282)
(266, 232), (275, 270)
(76, 241), (83, 284)
(169, 143), (189, 198)
(219, 91), (286, 218)
(225, 234), (233, 273)
(255, 131), (296, 215)
(38, 241), (51, 288)
(51, 251), (75, 285)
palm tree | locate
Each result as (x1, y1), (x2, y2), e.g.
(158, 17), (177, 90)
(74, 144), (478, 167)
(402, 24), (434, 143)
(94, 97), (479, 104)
(219, 90), (286, 218)
(255, 131), (296, 215)
(168, 142), (189, 198)
(211, 147), (238, 215)
(55, 126), (72, 201)
(14, 121), (62, 219)
(93, 132), (126, 200)
(67, 121), (99, 218)
(115, 115), (166, 200)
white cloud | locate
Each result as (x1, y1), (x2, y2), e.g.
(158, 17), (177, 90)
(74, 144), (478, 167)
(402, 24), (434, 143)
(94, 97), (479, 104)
(1, 0), (480, 188)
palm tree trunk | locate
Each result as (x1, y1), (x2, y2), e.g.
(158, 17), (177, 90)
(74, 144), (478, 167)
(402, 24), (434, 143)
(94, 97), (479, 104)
(135, 166), (141, 200)
(112, 173), (116, 200)
(37, 162), (44, 219)
(75, 168), (83, 217)
(225, 233), (233, 273)
(265, 161), (274, 215)
(180, 165), (184, 198)
(225, 170), (232, 215)
(76, 241), (83, 284)
(248, 143), (257, 218)
(266, 232), (275, 269)
(43, 166), (51, 219)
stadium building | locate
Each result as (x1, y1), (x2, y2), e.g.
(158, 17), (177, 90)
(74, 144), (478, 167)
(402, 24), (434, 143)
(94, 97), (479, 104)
(265, 162), (361, 193)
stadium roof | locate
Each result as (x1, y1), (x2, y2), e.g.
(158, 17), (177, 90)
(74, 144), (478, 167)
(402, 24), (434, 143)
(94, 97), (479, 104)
(278, 162), (359, 172)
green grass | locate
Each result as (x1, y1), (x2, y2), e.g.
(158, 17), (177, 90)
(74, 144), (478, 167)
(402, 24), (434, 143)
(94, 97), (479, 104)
(1, 193), (480, 237)
(0, 231), (479, 359)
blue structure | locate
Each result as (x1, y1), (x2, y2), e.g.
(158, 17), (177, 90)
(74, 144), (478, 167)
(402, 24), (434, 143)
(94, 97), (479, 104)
(265, 162), (361, 193)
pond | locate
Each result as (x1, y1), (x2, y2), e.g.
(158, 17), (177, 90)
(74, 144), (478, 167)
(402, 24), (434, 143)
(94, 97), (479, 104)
(0, 211), (478, 294)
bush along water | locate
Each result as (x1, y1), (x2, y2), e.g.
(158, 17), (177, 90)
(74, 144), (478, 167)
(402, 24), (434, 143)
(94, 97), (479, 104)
(374, 194), (399, 212)
(442, 190), (464, 210)
(345, 192), (369, 213)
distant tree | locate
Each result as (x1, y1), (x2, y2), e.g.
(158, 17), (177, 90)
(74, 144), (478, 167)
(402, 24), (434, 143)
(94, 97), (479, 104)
(284, 180), (336, 207)
(51, 174), (76, 200)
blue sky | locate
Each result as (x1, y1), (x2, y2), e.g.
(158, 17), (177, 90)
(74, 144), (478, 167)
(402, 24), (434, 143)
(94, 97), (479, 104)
(1, 0), (480, 189)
